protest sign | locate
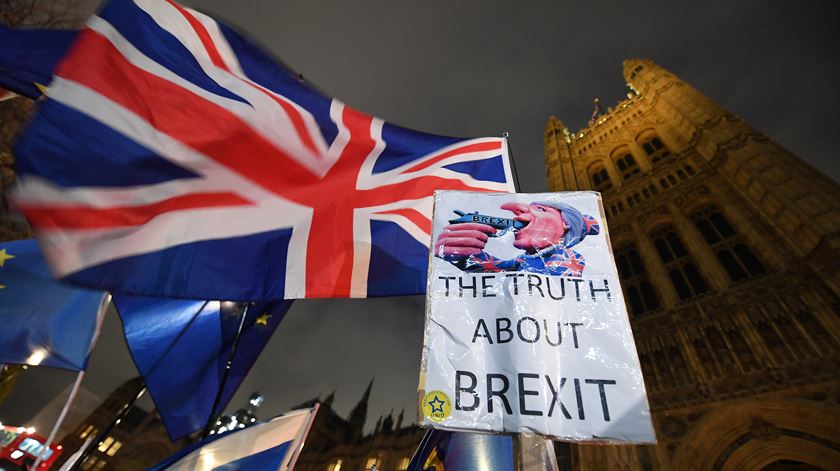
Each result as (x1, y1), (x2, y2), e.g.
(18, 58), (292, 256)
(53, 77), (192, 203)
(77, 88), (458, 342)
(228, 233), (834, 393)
(418, 191), (655, 443)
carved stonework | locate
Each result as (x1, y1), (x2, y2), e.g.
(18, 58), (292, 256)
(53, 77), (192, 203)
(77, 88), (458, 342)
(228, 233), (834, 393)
(660, 416), (688, 439)
(748, 418), (781, 441)
(546, 60), (840, 470)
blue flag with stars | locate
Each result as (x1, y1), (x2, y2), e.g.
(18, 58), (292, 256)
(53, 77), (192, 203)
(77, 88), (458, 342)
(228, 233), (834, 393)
(0, 239), (107, 371)
(113, 296), (293, 441)
(0, 26), (76, 99)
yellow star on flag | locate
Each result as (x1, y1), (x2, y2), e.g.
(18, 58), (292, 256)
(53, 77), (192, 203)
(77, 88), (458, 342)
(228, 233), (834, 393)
(0, 248), (15, 267)
(255, 313), (271, 326)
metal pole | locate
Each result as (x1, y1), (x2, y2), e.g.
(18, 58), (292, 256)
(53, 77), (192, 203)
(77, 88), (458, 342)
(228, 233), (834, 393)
(70, 382), (147, 471)
(32, 370), (86, 469)
(201, 303), (252, 439)
(502, 132), (522, 192)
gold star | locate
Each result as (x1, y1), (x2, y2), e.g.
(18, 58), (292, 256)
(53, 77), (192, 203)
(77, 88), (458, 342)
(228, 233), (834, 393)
(0, 249), (15, 267)
(0, 285), (5, 290)
(255, 313), (271, 326)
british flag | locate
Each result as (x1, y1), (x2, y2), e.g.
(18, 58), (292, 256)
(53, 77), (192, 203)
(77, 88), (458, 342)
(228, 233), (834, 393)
(545, 249), (586, 277)
(12, 0), (514, 300)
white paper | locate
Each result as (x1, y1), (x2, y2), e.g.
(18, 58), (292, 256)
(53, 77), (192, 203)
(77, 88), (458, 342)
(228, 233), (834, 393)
(418, 191), (655, 443)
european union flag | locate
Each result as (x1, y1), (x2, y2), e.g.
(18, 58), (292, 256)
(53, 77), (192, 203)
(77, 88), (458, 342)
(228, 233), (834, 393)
(0, 240), (107, 371)
(0, 26), (76, 99)
(409, 430), (514, 471)
(113, 296), (293, 441)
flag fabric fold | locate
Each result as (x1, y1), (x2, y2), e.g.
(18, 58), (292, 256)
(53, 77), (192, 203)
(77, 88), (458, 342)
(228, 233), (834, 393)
(113, 296), (293, 440)
(0, 239), (107, 371)
(12, 0), (515, 301)
(148, 407), (317, 471)
(0, 26), (76, 99)
(408, 429), (515, 471)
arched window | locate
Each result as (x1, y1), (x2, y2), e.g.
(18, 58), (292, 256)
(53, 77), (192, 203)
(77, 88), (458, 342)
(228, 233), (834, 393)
(690, 206), (766, 282)
(615, 243), (660, 319)
(637, 133), (671, 164)
(589, 166), (613, 192)
(612, 147), (640, 181)
(650, 225), (710, 300)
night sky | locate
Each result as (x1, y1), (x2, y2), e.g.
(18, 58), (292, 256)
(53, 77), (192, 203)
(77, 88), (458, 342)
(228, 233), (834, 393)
(2, 0), (838, 434)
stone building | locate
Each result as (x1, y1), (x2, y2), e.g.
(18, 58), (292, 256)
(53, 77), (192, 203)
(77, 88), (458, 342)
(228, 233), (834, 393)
(294, 380), (424, 471)
(544, 59), (840, 470)
(50, 377), (425, 470)
(53, 377), (181, 471)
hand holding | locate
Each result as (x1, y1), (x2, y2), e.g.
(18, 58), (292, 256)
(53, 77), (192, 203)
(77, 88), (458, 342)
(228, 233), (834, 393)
(434, 222), (497, 259)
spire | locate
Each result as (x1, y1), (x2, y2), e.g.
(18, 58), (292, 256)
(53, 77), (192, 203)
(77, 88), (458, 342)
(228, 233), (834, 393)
(395, 408), (404, 430)
(588, 98), (604, 126)
(381, 409), (394, 433)
(347, 377), (374, 441)
(322, 389), (336, 409)
(374, 415), (382, 434)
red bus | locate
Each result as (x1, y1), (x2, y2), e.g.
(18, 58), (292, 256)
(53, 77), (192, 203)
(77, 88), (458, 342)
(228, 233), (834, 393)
(0, 426), (62, 471)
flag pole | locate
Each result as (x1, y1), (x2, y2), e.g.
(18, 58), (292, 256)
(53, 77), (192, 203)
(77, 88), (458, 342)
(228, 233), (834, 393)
(285, 403), (320, 470)
(201, 302), (253, 439)
(36, 293), (110, 471)
(70, 382), (147, 471)
(32, 370), (86, 470)
(67, 298), (211, 470)
(502, 132), (522, 192)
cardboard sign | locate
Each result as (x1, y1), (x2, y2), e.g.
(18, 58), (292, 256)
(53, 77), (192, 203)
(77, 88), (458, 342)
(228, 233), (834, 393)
(418, 191), (655, 443)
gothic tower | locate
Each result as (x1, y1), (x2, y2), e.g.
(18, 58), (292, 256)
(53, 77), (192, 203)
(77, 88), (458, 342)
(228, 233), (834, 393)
(544, 59), (840, 470)
(347, 378), (374, 441)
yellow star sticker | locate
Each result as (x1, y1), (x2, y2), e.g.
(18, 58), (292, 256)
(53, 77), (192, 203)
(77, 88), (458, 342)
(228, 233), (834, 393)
(255, 313), (271, 326)
(0, 284), (5, 290)
(0, 249), (15, 267)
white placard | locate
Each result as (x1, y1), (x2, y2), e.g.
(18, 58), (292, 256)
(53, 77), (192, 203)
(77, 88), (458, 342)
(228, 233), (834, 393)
(418, 191), (655, 443)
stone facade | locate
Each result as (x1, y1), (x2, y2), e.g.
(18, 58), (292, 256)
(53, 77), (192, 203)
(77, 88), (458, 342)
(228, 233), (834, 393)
(294, 382), (425, 471)
(544, 59), (840, 470)
(53, 378), (182, 471)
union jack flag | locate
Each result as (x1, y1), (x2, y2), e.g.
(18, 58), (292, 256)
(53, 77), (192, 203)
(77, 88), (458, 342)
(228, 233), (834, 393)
(545, 249), (586, 277)
(468, 252), (506, 272)
(12, 0), (514, 300)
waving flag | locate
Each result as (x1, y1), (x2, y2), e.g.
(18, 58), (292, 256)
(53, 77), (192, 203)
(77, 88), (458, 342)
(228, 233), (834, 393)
(0, 240), (108, 371)
(114, 296), (292, 440)
(0, 26), (76, 99)
(148, 407), (318, 471)
(409, 430), (515, 471)
(12, 0), (514, 301)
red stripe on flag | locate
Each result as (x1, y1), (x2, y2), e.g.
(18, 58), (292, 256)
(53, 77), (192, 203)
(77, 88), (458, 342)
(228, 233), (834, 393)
(167, 2), (322, 157)
(21, 192), (251, 229)
(374, 208), (431, 235)
(303, 106), (377, 298)
(165, 0), (229, 71)
(355, 176), (494, 208)
(402, 141), (501, 173)
(55, 30), (321, 198)
(254, 88), (323, 158)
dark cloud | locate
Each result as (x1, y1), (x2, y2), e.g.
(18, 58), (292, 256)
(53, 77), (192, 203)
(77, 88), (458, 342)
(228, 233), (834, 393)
(2, 0), (838, 431)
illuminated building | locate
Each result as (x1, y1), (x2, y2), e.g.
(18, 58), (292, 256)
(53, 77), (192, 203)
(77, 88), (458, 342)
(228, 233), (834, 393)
(544, 59), (840, 470)
(294, 380), (423, 471)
